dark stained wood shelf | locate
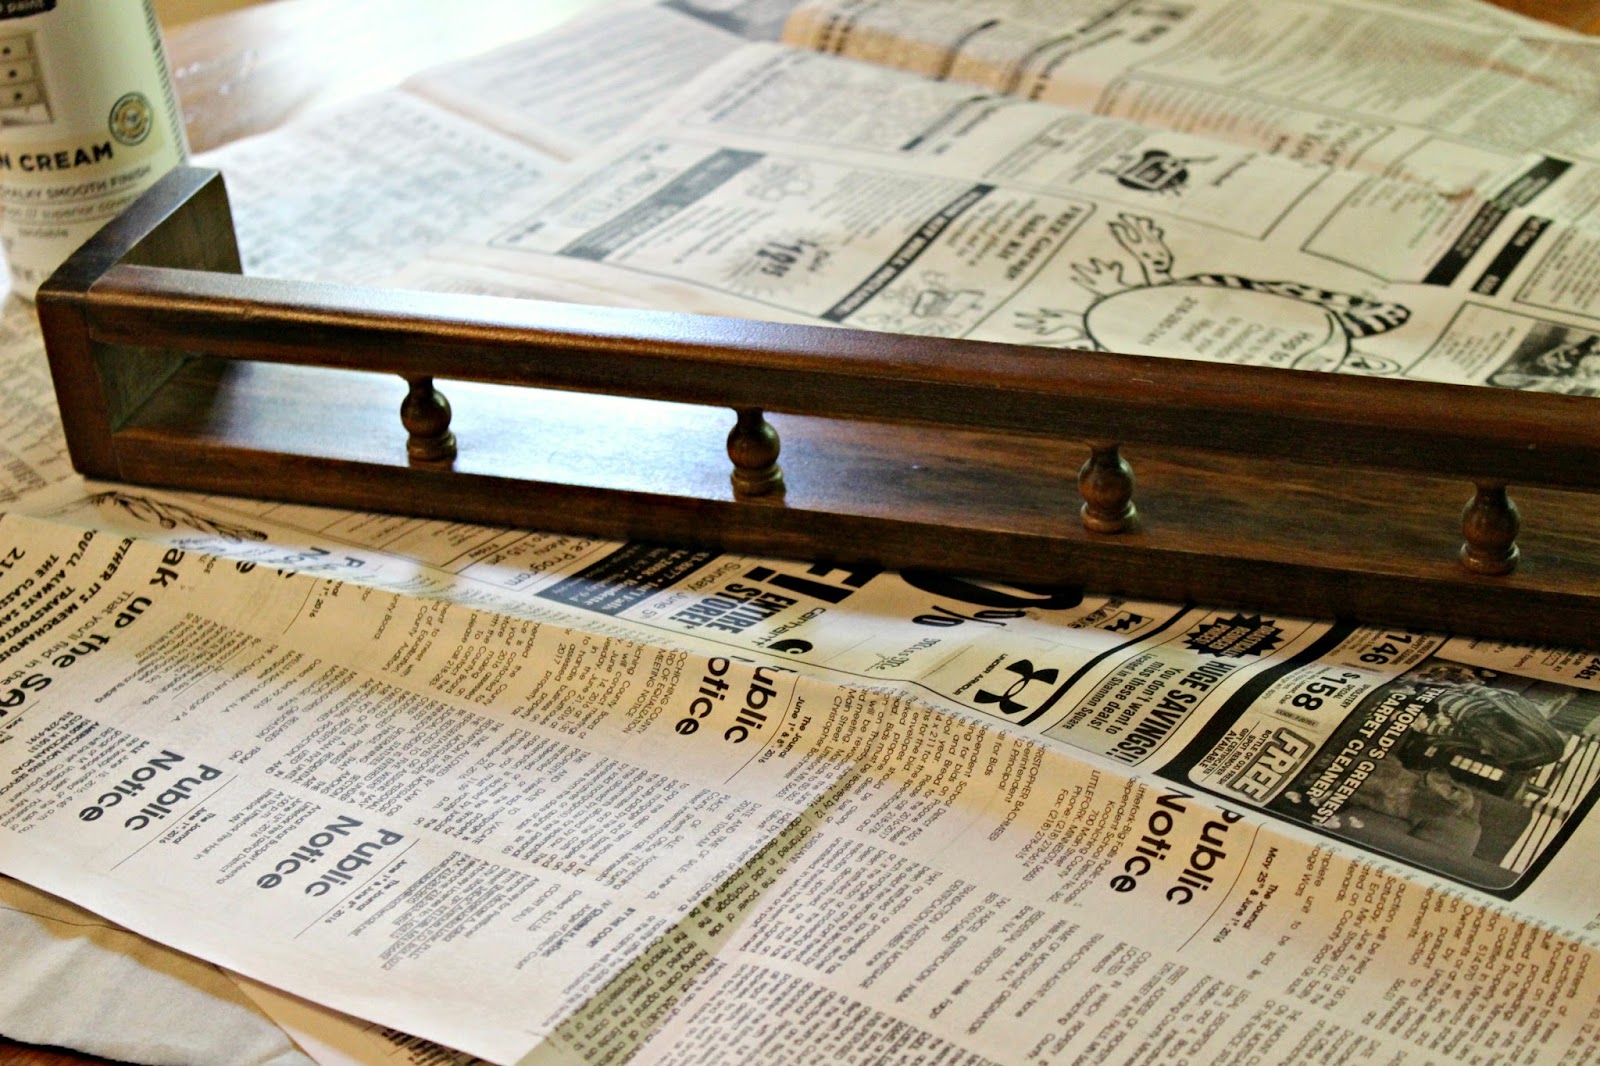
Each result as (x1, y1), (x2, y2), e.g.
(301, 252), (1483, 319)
(35, 167), (1600, 647)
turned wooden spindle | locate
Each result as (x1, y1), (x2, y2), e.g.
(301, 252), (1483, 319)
(400, 375), (457, 463)
(1460, 481), (1519, 576)
(727, 407), (784, 499)
(1078, 442), (1137, 534)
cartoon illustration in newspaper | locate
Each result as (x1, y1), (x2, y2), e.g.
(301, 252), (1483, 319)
(1100, 148), (1215, 196)
(87, 492), (269, 544)
(1165, 634), (1600, 896)
(852, 270), (988, 337)
(1485, 321), (1600, 396)
(1015, 212), (1409, 375)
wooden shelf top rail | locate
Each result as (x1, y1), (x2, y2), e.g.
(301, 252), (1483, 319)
(79, 260), (1600, 492)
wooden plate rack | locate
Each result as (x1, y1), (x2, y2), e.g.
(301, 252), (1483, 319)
(35, 167), (1600, 645)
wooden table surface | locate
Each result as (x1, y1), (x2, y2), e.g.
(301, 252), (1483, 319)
(4, 0), (1600, 1063)
(1499, 0), (1600, 30)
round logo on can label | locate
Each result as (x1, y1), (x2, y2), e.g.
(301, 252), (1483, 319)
(108, 92), (153, 146)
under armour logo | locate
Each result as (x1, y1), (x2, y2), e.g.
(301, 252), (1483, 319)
(975, 659), (1060, 715)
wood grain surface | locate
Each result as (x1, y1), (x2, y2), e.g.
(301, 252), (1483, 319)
(38, 163), (1600, 644)
(0, 1047), (130, 1066)
(1496, 0), (1600, 30)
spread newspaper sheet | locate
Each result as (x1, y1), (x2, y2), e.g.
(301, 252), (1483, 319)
(7, 1), (1600, 1064)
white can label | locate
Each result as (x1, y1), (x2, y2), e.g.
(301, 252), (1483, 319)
(0, 0), (188, 297)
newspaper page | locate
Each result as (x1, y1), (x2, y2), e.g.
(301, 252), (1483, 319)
(13, 469), (1600, 916)
(780, 0), (1600, 171)
(229, 976), (492, 1066)
(0, 510), (851, 1062)
(1156, 631), (1600, 895)
(8, 492), (1600, 1065)
(0, 301), (70, 507)
(195, 2), (773, 288)
(1, 12), (766, 1051)
(402, 3), (747, 160)
(407, 33), (1600, 396)
(354, 2), (1600, 913)
(193, 92), (558, 286)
